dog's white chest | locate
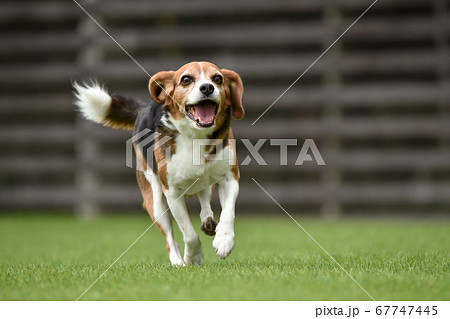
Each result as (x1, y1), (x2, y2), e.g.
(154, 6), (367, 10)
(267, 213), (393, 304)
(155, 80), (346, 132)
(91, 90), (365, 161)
(167, 134), (233, 194)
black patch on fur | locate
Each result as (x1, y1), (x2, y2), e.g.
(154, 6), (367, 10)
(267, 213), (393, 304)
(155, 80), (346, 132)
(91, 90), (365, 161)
(133, 101), (177, 174)
(109, 94), (145, 128)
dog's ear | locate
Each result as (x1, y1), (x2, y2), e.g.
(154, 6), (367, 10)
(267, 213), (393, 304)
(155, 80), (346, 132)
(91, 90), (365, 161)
(149, 71), (175, 105)
(221, 69), (244, 120)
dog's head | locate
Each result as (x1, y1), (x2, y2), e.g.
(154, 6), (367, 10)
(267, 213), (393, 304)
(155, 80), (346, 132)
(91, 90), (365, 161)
(149, 62), (244, 131)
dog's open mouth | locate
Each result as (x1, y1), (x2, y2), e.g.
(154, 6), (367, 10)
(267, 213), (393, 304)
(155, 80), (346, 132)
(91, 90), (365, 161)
(185, 100), (218, 128)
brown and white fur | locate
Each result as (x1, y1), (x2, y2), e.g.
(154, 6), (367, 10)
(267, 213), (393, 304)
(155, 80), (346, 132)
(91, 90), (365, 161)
(73, 61), (244, 266)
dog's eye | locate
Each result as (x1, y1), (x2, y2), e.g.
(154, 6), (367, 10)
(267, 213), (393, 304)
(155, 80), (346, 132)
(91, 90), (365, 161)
(180, 76), (193, 86)
(212, 75), (223, 85)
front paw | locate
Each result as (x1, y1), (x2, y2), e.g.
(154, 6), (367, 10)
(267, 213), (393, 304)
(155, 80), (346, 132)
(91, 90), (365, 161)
(201, 217), (218, 236)
(212, 231), (235, 259)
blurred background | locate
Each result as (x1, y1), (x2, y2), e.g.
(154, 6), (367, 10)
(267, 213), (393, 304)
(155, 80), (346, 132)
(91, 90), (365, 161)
(0, 0), (449, 219)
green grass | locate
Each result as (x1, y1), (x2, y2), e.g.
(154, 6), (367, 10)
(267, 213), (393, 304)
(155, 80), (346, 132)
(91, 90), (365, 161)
(0, 214), (448, 300)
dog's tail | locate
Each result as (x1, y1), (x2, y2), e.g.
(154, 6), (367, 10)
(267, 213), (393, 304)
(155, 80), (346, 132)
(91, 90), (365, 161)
(73, 81), (144, 130)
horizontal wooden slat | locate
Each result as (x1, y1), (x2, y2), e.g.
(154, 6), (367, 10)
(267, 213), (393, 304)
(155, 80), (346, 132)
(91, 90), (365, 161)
(3, 49), (440, 84)
(0, 187), (78, 205)
(99, 16), (450, 53)
(93, 150), (450, 174)
(239, 182), (450, 204)
(99, 0), (433, 18)
(242, 84), (449, 107)
(0, 81), (444, 117)
(119, 83), (447, 109)
(0, 95), (73, 113)
(1, 116), (447, 145)
(0, 64), (79, 84)
(0, 157), (78, 172)
(0, 126), (77, 143)
(3, 182), (450, 208)
(0, 186), (141, 206)
(0, 156), (131, 174)
(223, 50), (440, 77)
(0, 32), (82, 53)
(100, 0), (322, 17)
(3, 182), (449, 206)
(104, 22), (326, 50)
(235, 118), (450, 138)
(0, 125), (131, 143)
(4, 148), (449, 176)
(240, 151), (450, 172)
(338, 17), (450, 42)
(0, 2), (79, 22)
(338, 51), (438, 74)
(0, 0), (430, 25)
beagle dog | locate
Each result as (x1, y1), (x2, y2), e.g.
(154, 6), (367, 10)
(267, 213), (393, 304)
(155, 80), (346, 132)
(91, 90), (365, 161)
(73, 61), (244, 266)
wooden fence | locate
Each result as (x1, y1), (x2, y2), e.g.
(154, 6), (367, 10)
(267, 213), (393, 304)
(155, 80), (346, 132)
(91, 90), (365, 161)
(0, 0), (449, 217)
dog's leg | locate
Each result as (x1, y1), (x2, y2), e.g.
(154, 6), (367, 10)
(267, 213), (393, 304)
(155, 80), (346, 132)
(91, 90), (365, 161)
(213, 177), (239, 259)
(165, 191), (203, 265)
(139, 171), (184, 266)
(150, 191), (184, 266)
(197, 185), (218, 236)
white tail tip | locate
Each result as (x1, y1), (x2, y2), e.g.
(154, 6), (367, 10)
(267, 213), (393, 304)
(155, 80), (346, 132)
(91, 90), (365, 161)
(73, 81), (112, 124)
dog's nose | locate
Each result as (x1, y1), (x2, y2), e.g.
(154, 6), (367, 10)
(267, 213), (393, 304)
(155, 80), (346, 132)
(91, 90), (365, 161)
(199, 83), (214, 96)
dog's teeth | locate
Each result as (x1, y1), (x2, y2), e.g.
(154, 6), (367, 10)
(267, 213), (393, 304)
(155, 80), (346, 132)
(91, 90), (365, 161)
(190, 106), (195, 114)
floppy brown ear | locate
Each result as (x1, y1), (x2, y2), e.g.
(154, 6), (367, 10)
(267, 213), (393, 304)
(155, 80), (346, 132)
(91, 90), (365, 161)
(221, 69), (244, 120)
(149, 71), (175, 105)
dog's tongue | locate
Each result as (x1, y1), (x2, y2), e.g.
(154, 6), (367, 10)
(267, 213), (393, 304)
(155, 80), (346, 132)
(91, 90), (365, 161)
(194, 101), (216, 123)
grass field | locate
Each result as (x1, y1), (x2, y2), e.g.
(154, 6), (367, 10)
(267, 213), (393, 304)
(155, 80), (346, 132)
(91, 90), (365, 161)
(0, 214), (448, 300)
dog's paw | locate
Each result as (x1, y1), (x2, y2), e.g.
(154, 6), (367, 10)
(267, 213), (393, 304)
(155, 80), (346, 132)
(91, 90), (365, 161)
(212, 231), (235, 259)
(169, 241), (185, 266)
(201, 217), (218, 236)
(184, 240), (204, 265)
(170, 253), (185, 267)
(184, 249), (204, 265)
(171, 259), (186, 267)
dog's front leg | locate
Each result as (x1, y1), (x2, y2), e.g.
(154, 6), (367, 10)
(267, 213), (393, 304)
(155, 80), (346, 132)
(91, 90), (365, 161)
(213, 177), (239, 259)
(165, 191), (203, 265)
(197, 185), (218, 236)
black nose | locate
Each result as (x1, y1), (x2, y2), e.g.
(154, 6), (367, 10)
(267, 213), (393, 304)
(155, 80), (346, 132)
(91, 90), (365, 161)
(199, 83), (214, 96)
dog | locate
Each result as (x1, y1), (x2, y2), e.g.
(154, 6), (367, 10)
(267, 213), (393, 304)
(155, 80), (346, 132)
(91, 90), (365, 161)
(73, 61), (244, 266)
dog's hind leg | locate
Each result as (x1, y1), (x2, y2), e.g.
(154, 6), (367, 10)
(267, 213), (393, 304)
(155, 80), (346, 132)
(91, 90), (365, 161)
(197, 185), (218, 236)
(137, 170), (184, 266)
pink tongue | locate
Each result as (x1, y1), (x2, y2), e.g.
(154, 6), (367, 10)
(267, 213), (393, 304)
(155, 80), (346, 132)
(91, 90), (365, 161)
(194, 102), (216, 123)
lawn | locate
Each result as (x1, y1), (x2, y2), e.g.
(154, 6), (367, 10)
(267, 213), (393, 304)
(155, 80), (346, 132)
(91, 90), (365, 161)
(0, 214), (448, 300)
